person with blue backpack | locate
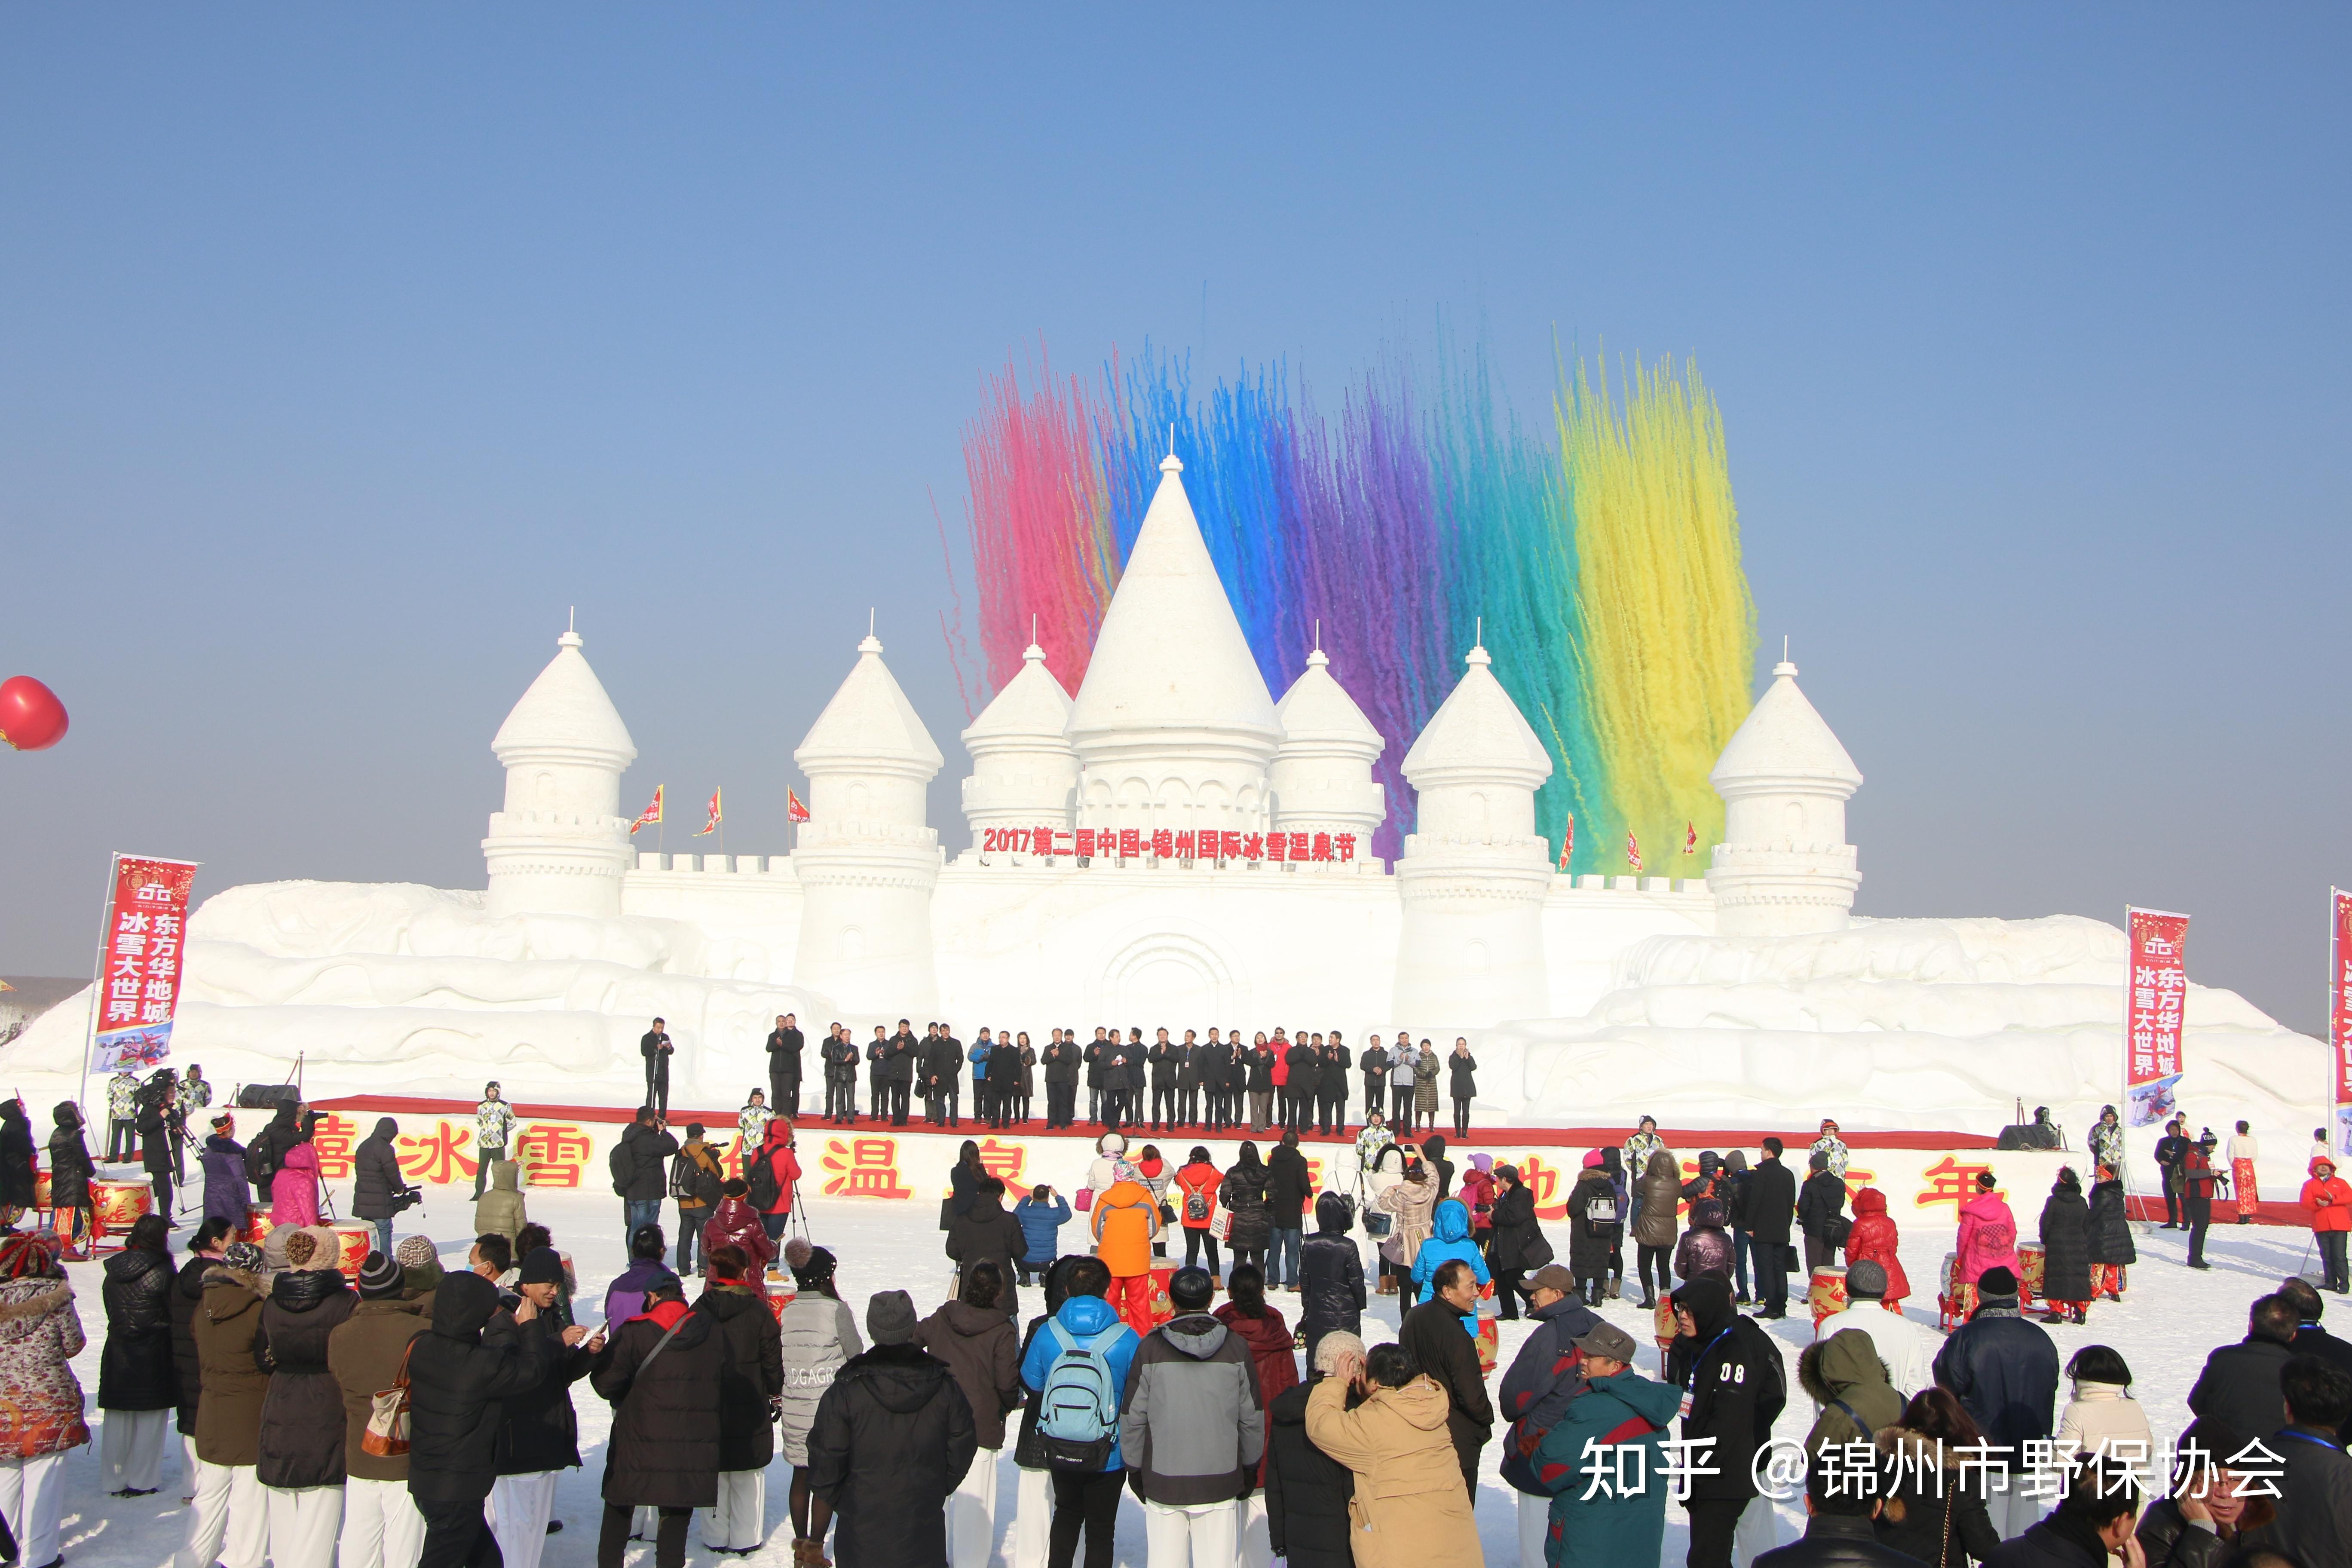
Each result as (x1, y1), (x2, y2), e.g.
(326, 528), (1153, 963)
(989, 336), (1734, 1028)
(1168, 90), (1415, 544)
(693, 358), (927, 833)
(1408, 1199), (1491, 1306)
(1020, 1256), (1140, 1568)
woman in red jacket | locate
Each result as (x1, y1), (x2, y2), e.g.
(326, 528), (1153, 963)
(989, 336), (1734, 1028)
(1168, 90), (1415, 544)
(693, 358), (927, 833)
(1842, 1187), (1911, 1312)
(1213, 1265), (1299, 1481)
(1174, 1146), (1222, 1278)
(701, 1176), (777, 1283)
(2303, 1155), (2352, 1292)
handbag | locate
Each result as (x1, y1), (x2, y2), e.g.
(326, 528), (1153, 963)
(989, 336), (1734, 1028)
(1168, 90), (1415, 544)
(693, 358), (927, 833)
(1782, 1243), (1801, 1272)
(1075, 1187), (1093, 1213)
(1209, 1208), (1231, 1241)
(1519, 1229), (1555, 1269)
(360, 1341), (415, 1458)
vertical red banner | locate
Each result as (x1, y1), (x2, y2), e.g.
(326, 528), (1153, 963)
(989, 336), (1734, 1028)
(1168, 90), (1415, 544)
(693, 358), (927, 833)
(2123, 906), (2190, 1128)
(2332, 889), (2352, 1157)
(91, 856), (200, 1073)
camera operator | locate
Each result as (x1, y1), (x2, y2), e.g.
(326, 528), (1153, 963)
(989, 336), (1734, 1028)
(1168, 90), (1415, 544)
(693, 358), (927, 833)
(352, 1115), (423, 1256)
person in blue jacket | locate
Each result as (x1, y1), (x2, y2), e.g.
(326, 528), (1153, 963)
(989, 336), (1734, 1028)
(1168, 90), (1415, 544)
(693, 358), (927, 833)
(1410, 1197), (1492, 1306)
(1020, 1256), (1139, 1568)
(1014, 1183), (1073, 1286)
(968, 1030), (996, 1128)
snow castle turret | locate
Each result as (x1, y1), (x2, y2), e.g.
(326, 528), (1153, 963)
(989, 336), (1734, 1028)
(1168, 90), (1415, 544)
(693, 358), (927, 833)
(1392, 640), (1554, 1025)
(960, 639), (1078, 848)
(791, 629), (944, 1013)
(483, 626), (638, 919)
(1269, 646), (1385, 845)
(1705, 655), (1862, 937)
(1068, 452), (1282, 839)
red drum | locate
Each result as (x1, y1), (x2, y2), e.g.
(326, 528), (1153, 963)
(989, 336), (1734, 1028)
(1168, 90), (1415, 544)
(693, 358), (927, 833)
(1809, 1266), (1849, 1326)
(331, 1225), (376, 1279)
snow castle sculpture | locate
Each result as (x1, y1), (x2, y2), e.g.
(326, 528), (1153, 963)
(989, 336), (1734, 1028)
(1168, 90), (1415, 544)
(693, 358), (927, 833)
(481, 627), (637, 919)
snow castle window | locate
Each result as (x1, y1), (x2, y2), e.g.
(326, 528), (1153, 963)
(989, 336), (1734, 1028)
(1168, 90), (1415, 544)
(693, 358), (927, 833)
(839, 926), (865, 960)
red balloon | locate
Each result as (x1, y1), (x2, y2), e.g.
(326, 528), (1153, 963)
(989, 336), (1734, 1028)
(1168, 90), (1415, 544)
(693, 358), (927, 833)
(0, 676), (67, 751)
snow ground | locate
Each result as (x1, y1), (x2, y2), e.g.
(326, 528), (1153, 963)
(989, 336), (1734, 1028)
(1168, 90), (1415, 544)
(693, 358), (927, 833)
(55, 1190), (2317, 1567)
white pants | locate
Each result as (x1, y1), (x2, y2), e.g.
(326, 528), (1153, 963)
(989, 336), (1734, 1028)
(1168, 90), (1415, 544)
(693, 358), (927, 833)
(182, 1434), (200, 1500)
(1519, 1488), (1549, 1568)
(101, 1406), (170, 1492)
(1011, 1464), (1053, 1568)
(490, 1470), (559, 1568)
(264, 1483), (346, 1568)
(341, 1475), (426, 1568)
(342, 1475), (426, 1568)
(700, 1468), (767, 1552)
(1238, 1493), (1272, 1568)
(1733, 1494), (1779, 1566)
(178, 1458), (268, 1568)
(1982, 1467), (2049, 1540)
(0, 1453), (67, 1568)
(947, 1446), (999, 1568)
(1144, 1497), (1238, 1568)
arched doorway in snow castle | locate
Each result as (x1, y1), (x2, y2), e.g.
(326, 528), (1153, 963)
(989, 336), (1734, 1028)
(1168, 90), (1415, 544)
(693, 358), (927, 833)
(1102, 934), (1231, 1026)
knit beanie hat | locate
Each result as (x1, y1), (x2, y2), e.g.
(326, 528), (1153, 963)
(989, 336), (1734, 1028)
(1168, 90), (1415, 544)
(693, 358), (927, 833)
(223, 1240), (263, 1274)
(358, 1251), (405, 1298)
(866, 1289), (918, 1345)
(783, 1236), (814, 1270)
(793, 1244), (836, 1292)
(281, 1229), (322, 1270)
(518, 1247), (566, 1286)
(1582, 1148), (1605, 1169)
(395, 1234), (439, 1270)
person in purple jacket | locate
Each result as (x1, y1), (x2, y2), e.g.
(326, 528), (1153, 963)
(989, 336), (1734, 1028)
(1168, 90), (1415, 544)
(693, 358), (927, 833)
(599, 1224), (676, 1326)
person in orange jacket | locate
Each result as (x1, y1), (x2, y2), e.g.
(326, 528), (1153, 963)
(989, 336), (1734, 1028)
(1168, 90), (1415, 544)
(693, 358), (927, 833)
(1841, 1187), (1911, 1311)
(2303, 1155), (2352, 1292)
(1090, 1171), (1164, 1331)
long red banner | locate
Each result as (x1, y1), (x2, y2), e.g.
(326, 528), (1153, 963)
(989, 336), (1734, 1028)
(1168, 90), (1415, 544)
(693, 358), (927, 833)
(91, 855), (199, 1074)
(2124, 906), (2189, 1128)
(2331, 889), (2352, 1157)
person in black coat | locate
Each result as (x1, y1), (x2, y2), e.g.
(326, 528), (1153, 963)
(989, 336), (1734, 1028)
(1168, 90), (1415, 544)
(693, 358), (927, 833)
(1486, 1165), (1546, 1320)
(491, 1246), (596, 1559)
(697, 1244), (785, 1552)
(244, 1102), (298, 1208)
(1357, 1038), (1390, 1124)
(944, 1176), (1029, 1319)
(2187, 1292), (2300, 1444)
(99, 1213), (178, 1494)
(350, 1116), (416, 1258)
(410, 1270), (560, 1567)
(1174, 1032), (1203, 1129)
(1319, 1038), (1349, 1136)
(1147, 1029), (1178, 1132)
(592, 1274), (725, 1568)
(2086, 1171), (2135, 1301)
(1445, 1038), (1477, 1139)
(882, 1022), (917, 1126)
(1672, 1276), (1787, 1567)
(1297, 1191), (1366, 1366)
(2153, 1118), (2190, 1228)
(640, 1017), (676, 1120)
(1283, 1037), (1318, 1134)
(1265, 1134), (1314, 1290)
(766, 1013), (805, 1118)
(1397, 1259), (1495, 1495)
(2037, 1169), (2094, 1321)
(1797, 1151), (1849, 1273)
(0, 1099), (37, 1226)
(1265, 1333), (1360, 1568)
(806, 1289), (977, 1568)
(1041, 1033), (1080, 1130)
(1745, 1139), (1798, 1318)
(169, 1217), (233, 1451)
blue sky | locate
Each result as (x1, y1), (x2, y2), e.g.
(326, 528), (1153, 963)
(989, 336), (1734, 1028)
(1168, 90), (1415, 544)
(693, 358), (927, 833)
(3, 7), (2345, 1030)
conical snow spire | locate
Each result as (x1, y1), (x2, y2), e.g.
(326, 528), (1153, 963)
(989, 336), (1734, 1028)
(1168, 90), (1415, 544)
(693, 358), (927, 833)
(493, 622), (635, 764)
(796, 626), (943, 776)
(1070, 454), (1277, 743)
(1710, 656), (1862, 790)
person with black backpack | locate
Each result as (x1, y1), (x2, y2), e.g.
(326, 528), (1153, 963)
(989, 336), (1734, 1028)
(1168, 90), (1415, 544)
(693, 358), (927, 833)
(669, 1126), (724, 1275)
(245, 1103), (297, 1214)
(1019, 1256), (1140, 1568)
(610, 1107), (678, 1246)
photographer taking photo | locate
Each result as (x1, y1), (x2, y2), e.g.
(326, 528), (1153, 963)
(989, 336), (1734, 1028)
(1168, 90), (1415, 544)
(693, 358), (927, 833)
(352, 1116), (422, 1256)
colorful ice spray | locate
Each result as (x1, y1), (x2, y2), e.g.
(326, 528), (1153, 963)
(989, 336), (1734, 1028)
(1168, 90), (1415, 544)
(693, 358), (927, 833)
(952, 337), (1755, 868)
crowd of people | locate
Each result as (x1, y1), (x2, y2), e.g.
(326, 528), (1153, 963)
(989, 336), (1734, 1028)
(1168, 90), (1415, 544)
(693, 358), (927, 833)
(662, 1015), (1485, 1140)
(3, 1064), (2345, 1568)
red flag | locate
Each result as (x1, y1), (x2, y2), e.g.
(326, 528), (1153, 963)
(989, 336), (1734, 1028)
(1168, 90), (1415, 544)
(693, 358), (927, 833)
(694, 787), (723, 837)
(1626, 830), (1644, 874)
(1559, 813), (1574, 871)
(1683, 821), (1698, 856)
(628, 786), (664, 836)
(786, 787), (810, 824)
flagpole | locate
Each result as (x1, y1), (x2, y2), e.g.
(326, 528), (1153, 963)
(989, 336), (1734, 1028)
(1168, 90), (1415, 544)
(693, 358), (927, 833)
(77, 854), (119, 1139)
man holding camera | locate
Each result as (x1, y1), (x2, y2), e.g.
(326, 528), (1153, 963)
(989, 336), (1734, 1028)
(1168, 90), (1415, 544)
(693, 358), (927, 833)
(353, 1115), (423, 1256)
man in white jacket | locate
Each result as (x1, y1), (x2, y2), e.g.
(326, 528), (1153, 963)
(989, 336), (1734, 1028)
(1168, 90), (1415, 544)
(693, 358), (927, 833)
(1810, 1259), (1935, 1400)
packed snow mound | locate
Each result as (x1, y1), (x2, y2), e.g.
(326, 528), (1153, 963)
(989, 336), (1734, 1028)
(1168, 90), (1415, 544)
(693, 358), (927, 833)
(2, 879), (834, 1109)
(1485, 913), (2319, 1158)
